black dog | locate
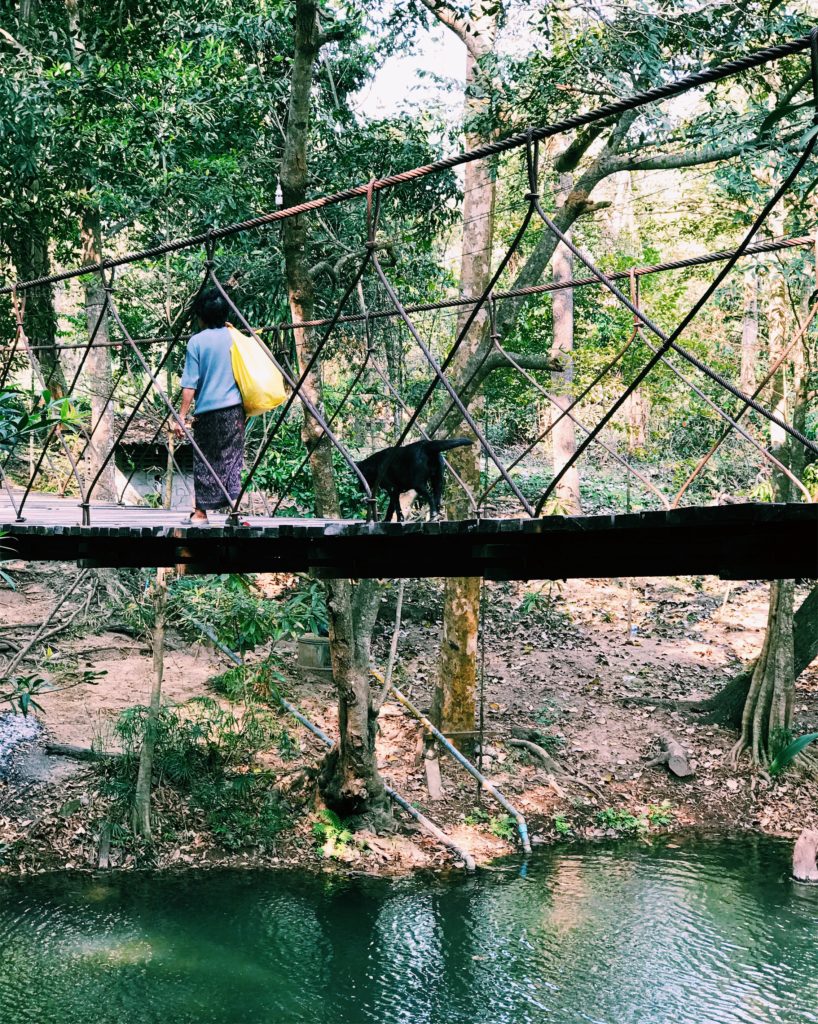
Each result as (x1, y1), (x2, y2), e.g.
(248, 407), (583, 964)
(356, 438), (473, 521)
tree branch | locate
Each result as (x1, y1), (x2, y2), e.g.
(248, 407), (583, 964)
(318, 25), (347, 47)
(0, 27), (39, 63)
(555, 119), (614, 173)
(417, 0), (477, 58)
(609, 138), (755, 174)
(477, 350), (562, 380)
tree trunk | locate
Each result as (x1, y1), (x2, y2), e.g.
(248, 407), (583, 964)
(80, 211), (116, 501)
(7, 226), (64, 397)
(280, 0), (386, 820)
(5, 1), (64, 396)
(549, 159), (581, 515)
(132, 567), (168, 840)
(740, 269), (758, 393)
(730, 239), (798, 764)
(426, 6), (498, 753)
(695, 585), (818, 726)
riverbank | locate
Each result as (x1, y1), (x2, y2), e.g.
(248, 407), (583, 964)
(1, 571), (816, 876)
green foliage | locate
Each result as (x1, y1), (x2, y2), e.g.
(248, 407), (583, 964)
(552, 814), (572, 836)
(489, 814), (517, 841)
(123, 573), (328, 655)
(1, 674), (47, 716)
(0, 388), (80, 457)
(768, 726), (794, 766)
(169, 575), (280, 653)
(535, 698), (562, 729)
(597, 807), (645, 833)
(101, 697), (289, 851)
(529, 730), (566, 756)
(802, 463), (818, 500)
(597, 802), (674, 834)
(513, 585), (575, 645)
(312, 809), (354, 859)
(209, 664), (253, 702)
(463, 807), (516, 841)
(769, 733), (818, 777)
(196, 772), (286, 852)
(520, 590), (550, 616)
(647, 801), (674, 827)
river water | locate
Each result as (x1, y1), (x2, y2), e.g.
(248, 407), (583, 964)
(0, 836), (816, 1024)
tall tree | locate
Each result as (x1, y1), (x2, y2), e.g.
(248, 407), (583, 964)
(730, 213), (803, 765)
(406, 0), (817, 746)
(740, 269), (759, 394)
(419, 0), (499, 749)
(279, 0), (388, 819)
(132, 567), (168, 839)
(0, 0), (65, 393)
(548, 140), (581, 514)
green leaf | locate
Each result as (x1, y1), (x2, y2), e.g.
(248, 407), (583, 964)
(769, 733), (818, 776)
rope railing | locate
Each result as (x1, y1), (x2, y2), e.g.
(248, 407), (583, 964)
(3, 231), (815, 356)
(528, 123), (818, 511)
(0, 31), (816, 529)
(75, 266), (211, 524)
(1, 33), (813, 296)
(206, 256), (378, 520)
(672, 298), (818, 506)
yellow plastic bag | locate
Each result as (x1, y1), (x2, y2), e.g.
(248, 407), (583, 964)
(228, 325), (286, 417)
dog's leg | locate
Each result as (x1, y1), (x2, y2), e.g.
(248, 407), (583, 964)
(430, 461), (444, 521)
(385, 491), (403, 522)
(414, 486), (437, 521)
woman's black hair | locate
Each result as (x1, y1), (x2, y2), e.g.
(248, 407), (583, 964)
(193, 288), (230, 328)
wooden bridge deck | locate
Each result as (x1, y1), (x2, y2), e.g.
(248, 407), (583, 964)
(0, 493), (815, 580)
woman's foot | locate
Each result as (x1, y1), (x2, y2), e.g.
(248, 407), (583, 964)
(182, 511), (210, 526)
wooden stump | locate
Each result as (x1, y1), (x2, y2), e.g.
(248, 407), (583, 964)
(793, 829), (818, 882)
(644, 732), (694, 778)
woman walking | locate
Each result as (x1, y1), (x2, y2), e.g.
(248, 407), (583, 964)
(174, 289), (245, 525)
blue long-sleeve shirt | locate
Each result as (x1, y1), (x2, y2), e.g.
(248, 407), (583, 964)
(180, 327), (243, 415)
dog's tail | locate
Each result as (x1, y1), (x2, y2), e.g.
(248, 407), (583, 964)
(426, 437), (474, 453)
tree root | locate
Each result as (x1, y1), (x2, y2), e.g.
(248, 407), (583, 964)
(507, 738), (603, 800)
(728, 737), (747, 768)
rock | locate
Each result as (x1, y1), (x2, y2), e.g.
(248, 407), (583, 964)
(793, 829), (818, 883)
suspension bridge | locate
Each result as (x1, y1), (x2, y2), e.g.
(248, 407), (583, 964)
(1, 33), (818, 580)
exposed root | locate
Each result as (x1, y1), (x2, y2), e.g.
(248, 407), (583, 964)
(728, 738), (746, 768)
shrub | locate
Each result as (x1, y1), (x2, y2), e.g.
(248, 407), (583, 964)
(100, 697), (290, 851)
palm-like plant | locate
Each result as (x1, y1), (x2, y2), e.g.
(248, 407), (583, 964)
(769, 733), (818, 776)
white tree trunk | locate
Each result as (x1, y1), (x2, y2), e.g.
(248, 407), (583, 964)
(547, 144), (581, 515)
(80, 213), (116, 501)
(740, 269), (758, 394)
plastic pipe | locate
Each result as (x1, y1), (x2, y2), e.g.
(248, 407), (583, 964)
(390, 685), (531, 855)
(188, 617), (476, 871)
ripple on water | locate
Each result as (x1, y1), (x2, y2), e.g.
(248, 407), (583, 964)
(0, 839), (817, 1024)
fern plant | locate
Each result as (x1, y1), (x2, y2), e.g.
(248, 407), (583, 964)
(312, 809), (353, 859)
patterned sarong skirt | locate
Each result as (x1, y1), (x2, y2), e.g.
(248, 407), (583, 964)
(192, 404), (245, 510)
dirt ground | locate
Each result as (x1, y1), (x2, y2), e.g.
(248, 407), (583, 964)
(1, 567), (816, 875)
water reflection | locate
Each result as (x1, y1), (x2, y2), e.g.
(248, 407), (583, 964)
(0, 837), (816, 1024)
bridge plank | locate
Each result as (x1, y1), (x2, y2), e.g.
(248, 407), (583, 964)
(0, 492), (815, 580)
